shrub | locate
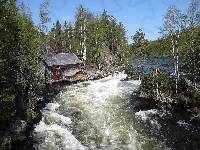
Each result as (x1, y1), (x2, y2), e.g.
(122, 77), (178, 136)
(26, 108), (35, 123)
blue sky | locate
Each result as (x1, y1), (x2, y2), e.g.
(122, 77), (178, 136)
(19, 0), (191, 43)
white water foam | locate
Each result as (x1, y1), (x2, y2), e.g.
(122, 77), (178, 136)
(34, 121), (86, 150)
(135, 109), (162, 130)
(44, 103), (60, 111)
(33, 102), (86, 150)
(33, 72), (168, 149)
(135, 109), (158, 121)
(177, 120), (191, 130)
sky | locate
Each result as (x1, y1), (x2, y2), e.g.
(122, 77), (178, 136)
(18, 0), (191, 43)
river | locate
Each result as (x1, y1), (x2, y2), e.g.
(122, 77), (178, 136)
(33, 71), (199, 149)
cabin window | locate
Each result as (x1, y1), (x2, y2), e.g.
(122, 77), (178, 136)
(54, 66), (60, 69)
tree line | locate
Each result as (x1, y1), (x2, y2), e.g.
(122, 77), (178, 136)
(46, 6), (129, 70)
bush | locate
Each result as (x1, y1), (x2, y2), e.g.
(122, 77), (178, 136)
(0, 88), (16, 121)
(189, 91), (200, 106)
(26, 108), (35, 123)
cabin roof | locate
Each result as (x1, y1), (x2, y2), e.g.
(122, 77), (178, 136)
(42, 53), (82, 67)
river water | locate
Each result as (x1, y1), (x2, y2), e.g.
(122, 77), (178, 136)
(33, 72), (199, 149)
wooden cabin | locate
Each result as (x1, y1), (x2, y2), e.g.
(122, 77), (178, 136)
(42, 53), (87, 84)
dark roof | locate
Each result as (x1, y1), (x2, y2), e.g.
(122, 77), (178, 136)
(42, 53), (82, 67)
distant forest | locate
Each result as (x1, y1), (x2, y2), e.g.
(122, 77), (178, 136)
(0, 0), (200, 121)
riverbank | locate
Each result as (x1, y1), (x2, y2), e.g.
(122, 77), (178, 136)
(0, 89), (58, 149)
(138, 69), (200, 120)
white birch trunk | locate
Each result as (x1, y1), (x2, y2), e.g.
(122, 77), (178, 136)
(175, 32), (179, 95)
(171, 33), (178, 95)
(82, 24), (87, 64)
(156, 68), (159, 100)
(67, 28), (71, 52)
(191, 31), (197, 90)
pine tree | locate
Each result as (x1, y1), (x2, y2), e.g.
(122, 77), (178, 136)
(63, 21), (73, 53)
(131, 28), (148, 57)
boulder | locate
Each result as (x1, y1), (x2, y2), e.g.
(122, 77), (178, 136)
(0, 135), (11, 149)
(10, 119), (27, 135)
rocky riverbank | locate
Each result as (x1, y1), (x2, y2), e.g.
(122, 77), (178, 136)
(0, 91), (56, 150)
(139, 69), (200, 118)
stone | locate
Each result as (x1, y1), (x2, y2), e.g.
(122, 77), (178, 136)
(11, 134), (26, 142)
(10, 119), (27, 135)
(0, 135), (11, 149)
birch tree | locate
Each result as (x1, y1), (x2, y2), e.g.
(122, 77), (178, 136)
(160, 5), (183, 94)
(38, 0), (51, 53)
(74, 5), (93, 64)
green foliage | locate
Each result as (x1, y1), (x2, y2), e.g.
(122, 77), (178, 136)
(141, 68), (200, 106)
(26, 108), (36, 123)
(145, 38), (171, 57)
(141, 69), (176, 96)
(48, 20), (64, 53)
(141, 84), (154, 94)
(0, 0), (45, 121)
(190, 91), (200, 106)
(46, 6), (128, 70)
(0, 88), (16, 121)
(131, 28), (148, 57)
(155, 70), (175, 91)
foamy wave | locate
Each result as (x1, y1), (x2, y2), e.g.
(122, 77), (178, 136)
(34, 121), (86, 150)
(135, 109), (158, 121)
(44, 103), (60, 112)
(135, 109), (162, 129)
(177, 120), (191, 130)
(43, 112), (72, 125)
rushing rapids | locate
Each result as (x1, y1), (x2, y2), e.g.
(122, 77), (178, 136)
(33, 72), (196, 149)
